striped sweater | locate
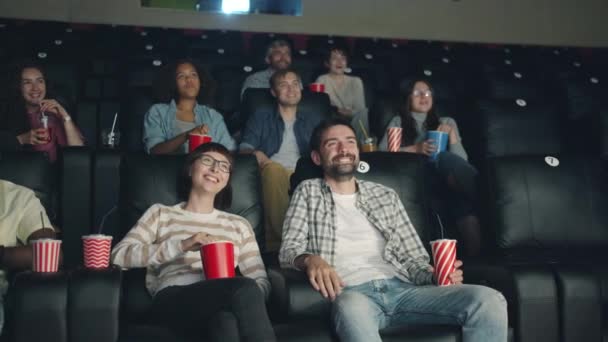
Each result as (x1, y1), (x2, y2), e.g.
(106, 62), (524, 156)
(111, 203), (270, 298)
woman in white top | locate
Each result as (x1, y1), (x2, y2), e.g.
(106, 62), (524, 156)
(315, 47), (369, 141)
(111, 142), (275, 342)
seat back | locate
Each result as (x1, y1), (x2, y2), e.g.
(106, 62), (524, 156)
(477, 99), (562, 157)
(487, 155), (608, 262)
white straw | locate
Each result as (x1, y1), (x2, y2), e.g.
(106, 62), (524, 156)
(98, 205), (116, 234)
(110, 112), (118, 135)
(435, 212), (445, 239)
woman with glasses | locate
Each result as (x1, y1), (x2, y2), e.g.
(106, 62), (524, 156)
(111, 142), (276, 342)
(143, 58), (236, 154)
(379, 79), (481, 257)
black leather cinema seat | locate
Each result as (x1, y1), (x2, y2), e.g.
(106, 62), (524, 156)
(114, 152), (264, 341)
(483, 155), (608, 341)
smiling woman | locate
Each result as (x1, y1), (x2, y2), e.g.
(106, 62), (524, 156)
(0, 61), (85, 162)
(111, 142), (276, 342)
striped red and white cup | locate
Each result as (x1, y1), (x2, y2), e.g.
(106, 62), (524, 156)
(387, 127), (402, 152)
(32, 239), (62, 273)
(82, 234), (113, 269)
(430, 239), (457, 286)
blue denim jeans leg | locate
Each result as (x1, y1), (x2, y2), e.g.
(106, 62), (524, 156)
(331, 277), (508, 342)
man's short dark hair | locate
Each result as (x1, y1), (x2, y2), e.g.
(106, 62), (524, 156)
(310, 117), (358, 153)
(270, 68), (301, 90)
(266, 39), (291, 59)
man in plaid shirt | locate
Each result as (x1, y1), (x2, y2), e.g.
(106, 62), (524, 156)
(279, 118), (508, 342)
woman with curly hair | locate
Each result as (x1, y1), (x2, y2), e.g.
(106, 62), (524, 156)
(143, 58), (235, 154)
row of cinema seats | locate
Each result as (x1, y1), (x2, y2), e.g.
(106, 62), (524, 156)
(1, 146), (607, 342)
(2, 20), (608, 153)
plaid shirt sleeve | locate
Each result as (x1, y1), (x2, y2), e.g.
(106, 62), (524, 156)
(389, 189), (434, 285)
(279, 182), (312, 269)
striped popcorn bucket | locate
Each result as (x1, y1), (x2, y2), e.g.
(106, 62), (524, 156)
(387, 127), (402, 152)
(31, 239), (62, 272)
(82, 235), (113, 269)
(430, 239), (457, 286)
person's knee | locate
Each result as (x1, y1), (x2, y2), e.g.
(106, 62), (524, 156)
(231, 277), (262, 302)
(467, 286), (508, 321)
(261, 162), (288, 178)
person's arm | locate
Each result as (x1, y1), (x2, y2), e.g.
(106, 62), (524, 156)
(206, 109), (237, 151)
(1, 190), (55, 271)
(390, 190), (434, 285)
(239, 111), (271, 167)
(235, 220), (271, 300)
(111, 205), (187, 268)
(279, 183), (312, 269)
(40, 99), (84, 146)
(279, 183), (344, 300)
(438, 118), (468, 161)
(352, 77), (368, 113)
(1, 228), (56, 271)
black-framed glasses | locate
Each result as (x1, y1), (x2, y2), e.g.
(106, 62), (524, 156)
(198, 155), (231, 173)
(412, 89), (433, 98)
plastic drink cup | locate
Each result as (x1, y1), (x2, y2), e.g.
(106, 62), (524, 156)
(430, 239), (457, 286)
(308, 83), (325, 93)
(426, 130), (448, 161)
(361, 136), (377, 152)
(201, 241), (235, 279)
(82, 234), (113, 269)
(32, 239), (62, 272)
(387, 127), (403, 152)
(188, 134), (212, 152)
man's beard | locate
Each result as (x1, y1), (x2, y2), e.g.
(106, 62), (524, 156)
(325, 153), (357, 181)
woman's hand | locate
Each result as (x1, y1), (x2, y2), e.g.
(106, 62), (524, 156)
(190, 124), (209, 136)
(337, 107), (353, 118)
(414, 139), (436, 156)
(39, 99), (69, 120)
(437, 123), (459, 145)
(17, 128), (49, 145)
(181, 232), (222, 252)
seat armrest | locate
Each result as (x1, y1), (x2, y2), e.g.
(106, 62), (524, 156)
(268, 266), (330, 323)
(8, 271), (69, 342)
(69, 267), (122, 342)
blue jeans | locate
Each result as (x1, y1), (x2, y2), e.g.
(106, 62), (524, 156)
(331, 278), (508, 342)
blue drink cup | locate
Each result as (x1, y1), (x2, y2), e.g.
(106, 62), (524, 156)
(426, 131), (448, 161)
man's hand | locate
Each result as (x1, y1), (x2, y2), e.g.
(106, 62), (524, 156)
(430, 259), (464, 285)
(181, 232), (222, 252)
(301, 255), (345, 301)
(253, 151), (272, 169)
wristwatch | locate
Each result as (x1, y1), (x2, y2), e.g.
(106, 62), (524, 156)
(63, 115), (72, 122)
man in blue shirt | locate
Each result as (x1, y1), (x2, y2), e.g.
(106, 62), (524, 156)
(240, 69), (322, 251)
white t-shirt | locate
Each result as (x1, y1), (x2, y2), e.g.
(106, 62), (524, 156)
(0, 180), (52, 294)
(332, 191), (397, 287)
(270, 118), (300, 170)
